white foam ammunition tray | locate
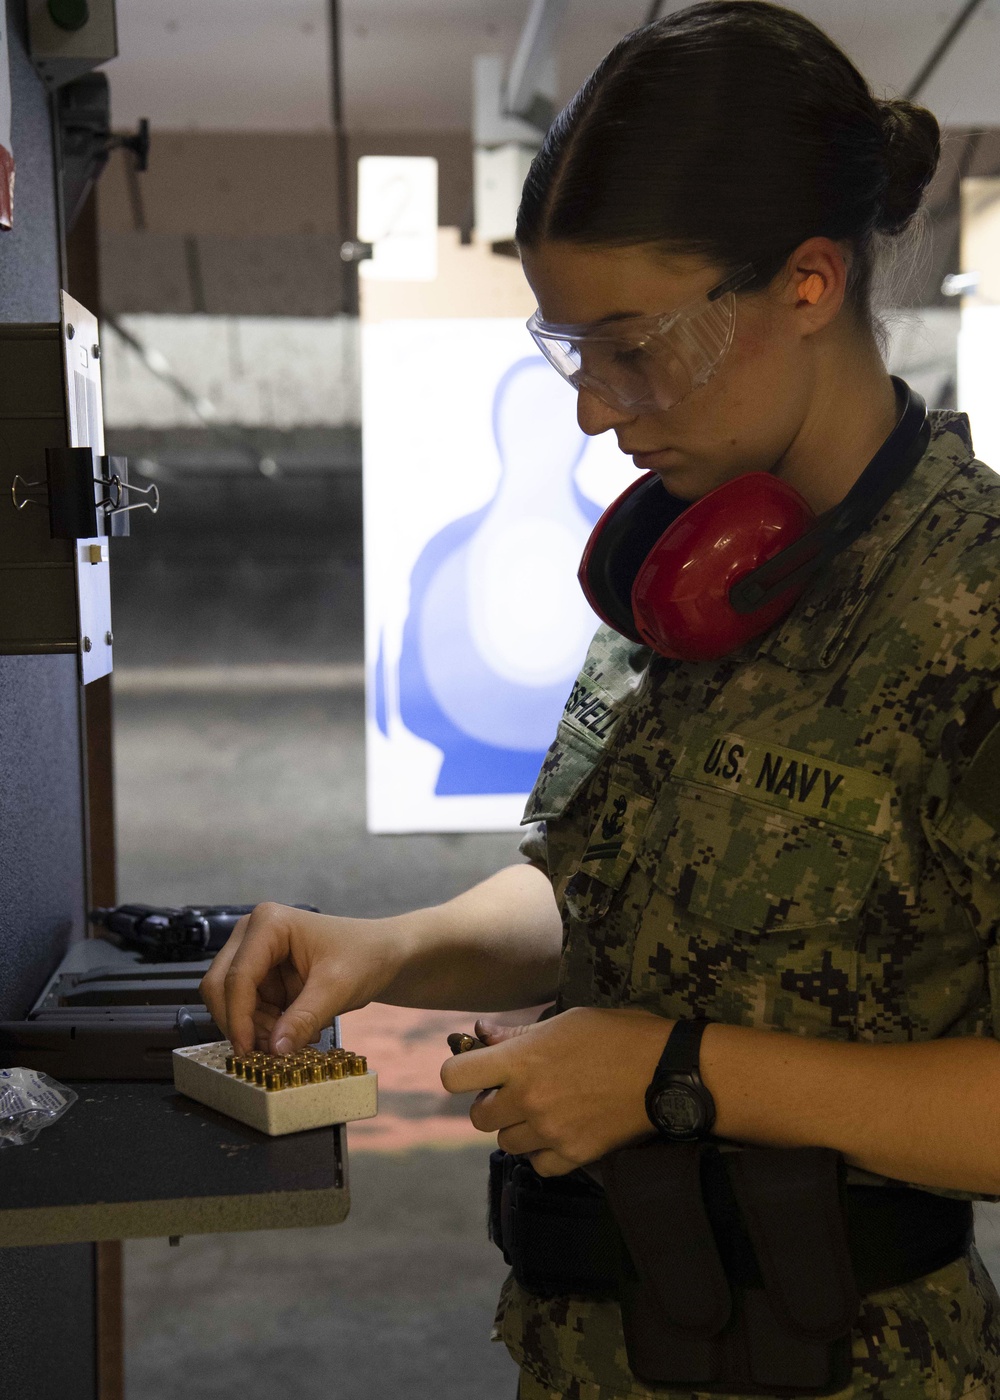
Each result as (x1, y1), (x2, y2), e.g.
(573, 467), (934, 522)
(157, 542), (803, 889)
(172, 1041), (378, 1136)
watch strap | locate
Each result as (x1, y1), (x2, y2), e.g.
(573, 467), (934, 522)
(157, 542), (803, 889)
(654, 1016), (710, 1082)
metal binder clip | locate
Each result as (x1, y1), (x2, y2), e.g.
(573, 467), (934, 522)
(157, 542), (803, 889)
(104, 472), (159, 518)
(13, 451), (160, 539)
(10, 475), (49, 511)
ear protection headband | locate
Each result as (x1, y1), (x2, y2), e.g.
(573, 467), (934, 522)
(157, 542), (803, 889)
(578, 377), (930, 662)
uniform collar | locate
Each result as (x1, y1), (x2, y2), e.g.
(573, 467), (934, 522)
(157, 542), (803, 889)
(759, 411), (975, 673)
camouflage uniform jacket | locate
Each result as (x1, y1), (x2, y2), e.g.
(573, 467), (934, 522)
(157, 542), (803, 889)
(495, 412), (1000, 1399)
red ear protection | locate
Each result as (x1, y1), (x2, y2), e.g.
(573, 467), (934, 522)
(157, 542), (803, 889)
(578, 378), (930, 662)
(579, 472), (815, 660)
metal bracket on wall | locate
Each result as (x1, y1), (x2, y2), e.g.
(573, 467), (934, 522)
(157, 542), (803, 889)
(57, 72), (149, 233)
(0, 292), (152, 684)
(11, 451), (158, 540)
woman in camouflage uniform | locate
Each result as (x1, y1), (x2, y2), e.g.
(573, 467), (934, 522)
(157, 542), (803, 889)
(203, 4), (1000, 1397)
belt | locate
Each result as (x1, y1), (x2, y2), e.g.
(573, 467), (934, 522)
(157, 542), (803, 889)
(489, 1147), (973, 1300)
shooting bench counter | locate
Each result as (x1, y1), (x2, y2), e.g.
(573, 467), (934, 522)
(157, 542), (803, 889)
(0, 1080), (348, 1247)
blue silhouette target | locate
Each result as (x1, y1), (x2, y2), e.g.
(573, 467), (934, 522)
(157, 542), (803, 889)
(397, 356), (603, 795)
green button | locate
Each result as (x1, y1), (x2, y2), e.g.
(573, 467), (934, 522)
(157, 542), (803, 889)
(48, 0), (90, 31)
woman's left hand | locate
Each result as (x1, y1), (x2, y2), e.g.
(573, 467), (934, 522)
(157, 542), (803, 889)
(439, 1005), (673, 1176)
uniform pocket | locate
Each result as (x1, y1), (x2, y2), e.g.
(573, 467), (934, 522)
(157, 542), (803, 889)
(649, 781), (885, 935)
(564, 779), (655, 924)
(932, 795), (1000, 884)
(563, 871), (618, 924)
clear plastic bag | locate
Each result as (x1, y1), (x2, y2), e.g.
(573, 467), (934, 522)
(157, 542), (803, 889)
(0, 1067), (77, 1146)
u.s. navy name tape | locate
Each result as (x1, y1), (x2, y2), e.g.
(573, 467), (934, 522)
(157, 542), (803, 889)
(673, 728), (893, 836)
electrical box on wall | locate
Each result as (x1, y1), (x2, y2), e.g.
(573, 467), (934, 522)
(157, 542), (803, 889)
(0, 293), (141, 685)
(27, 0), (118, 92)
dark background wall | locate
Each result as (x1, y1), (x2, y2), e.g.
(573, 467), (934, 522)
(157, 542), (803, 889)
(0, 0), (86, 1020)
(0, 4), (95, 1396)
(98, 128), (474, 317)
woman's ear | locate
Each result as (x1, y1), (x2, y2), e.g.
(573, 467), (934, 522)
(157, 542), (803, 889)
(781, 237), (849, 336)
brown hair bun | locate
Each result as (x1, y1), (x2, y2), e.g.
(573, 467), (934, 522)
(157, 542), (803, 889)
(876, 98), (941, 235)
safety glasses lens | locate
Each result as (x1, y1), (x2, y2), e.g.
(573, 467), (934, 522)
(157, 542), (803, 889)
(528, 291), (736, 414)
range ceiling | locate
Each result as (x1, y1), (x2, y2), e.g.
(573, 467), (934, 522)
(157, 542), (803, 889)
(110, 0), (1000, 133)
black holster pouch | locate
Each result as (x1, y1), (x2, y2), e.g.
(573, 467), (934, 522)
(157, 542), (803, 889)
(602, 1142), (858, 1395)
(489, 1148), (620, 1297)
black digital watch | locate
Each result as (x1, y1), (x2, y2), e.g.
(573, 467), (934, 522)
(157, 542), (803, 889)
(644, 1017), (716, 1142)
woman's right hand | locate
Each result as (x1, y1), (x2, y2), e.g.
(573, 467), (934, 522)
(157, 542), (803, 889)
(199, 902), (408, 1056)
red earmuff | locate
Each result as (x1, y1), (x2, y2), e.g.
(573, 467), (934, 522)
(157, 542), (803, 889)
(577, 379), (929, 664)
(579, 473), (815, 662)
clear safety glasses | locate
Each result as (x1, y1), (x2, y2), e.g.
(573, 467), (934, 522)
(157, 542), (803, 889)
(527, 264), (756, 415)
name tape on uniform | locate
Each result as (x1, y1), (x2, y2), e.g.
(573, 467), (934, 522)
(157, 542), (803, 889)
(673, 729), (893, 836)
(561, 675), (619, 746)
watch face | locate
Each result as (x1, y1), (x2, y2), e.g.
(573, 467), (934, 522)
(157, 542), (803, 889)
(651, 1083), (705, 1138)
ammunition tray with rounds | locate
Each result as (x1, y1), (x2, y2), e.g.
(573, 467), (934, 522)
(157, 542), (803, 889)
(172, 1041), (377, 1136)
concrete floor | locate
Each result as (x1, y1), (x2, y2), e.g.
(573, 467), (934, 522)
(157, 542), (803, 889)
(125, 1149), (516, 1400)
(114, 689), (521, 919)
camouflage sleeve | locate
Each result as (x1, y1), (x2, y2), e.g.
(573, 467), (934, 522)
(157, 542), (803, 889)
(924, 681), (1000, 1030)
(518, 820), (549, 878)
